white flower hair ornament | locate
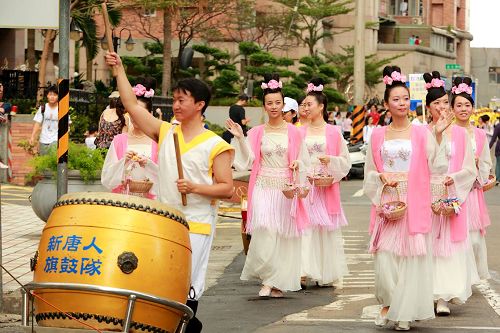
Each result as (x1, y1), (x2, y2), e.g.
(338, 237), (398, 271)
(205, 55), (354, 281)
(307, 83), (324, 93)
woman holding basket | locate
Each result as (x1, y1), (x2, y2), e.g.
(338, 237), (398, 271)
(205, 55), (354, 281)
(363, 66), (452, 331)
(298, 78), (350, 288)
(450, 76), (493, 282)
(101, 82), (159, 199)
(226, 73), (310, 298)
(423, 72), (478, 316)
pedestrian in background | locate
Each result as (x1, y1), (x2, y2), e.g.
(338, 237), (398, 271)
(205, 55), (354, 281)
(94, 91), (128, 149)
(222, 94), (250, 143)
(29, 85), (60, 155)
(341, 112), (352, 140)
(489, 123), (500, 185)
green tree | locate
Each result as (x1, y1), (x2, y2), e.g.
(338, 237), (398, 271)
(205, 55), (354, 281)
(277, 0), (353, 56)
(326, 46), (404, 102)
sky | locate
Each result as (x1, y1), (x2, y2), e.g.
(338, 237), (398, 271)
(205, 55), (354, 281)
(469, 1), (500, 48)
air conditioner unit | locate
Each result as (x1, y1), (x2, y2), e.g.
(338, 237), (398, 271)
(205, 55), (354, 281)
(447, 42), (455, 52)
(412, 17), (423, 25)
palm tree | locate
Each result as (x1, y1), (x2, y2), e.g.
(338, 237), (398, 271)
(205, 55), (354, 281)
(71, 0), (121, 82)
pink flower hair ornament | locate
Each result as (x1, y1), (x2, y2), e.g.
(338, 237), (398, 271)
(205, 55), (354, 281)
(306, 83), (324, 93)
(451, 83), (472, 95)
(261, 79), (283, 90)
(132, 84), (155, 98)
(383, 71), (407, 86)
(424, 78), (445, 90)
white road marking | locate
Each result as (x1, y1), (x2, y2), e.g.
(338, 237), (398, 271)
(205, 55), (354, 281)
(476, 280), (500, 316)
(352, 189), (364, 197)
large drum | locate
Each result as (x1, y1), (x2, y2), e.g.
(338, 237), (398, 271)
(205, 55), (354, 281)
(32, 192), (191, 333)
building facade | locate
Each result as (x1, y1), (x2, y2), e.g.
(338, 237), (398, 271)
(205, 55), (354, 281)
(471, 48), (500, 108)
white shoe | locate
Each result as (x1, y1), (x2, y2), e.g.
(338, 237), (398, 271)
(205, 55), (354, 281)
(436, 299), (450, 316)
(394, 321), (410, 331)
(374, 311), (388, 327)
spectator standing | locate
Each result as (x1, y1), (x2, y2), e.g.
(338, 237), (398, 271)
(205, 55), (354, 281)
(0, 83), (12, 124)
(29, 85), (60, 155)
(85, 125), (98, 149)
(94, 91), (128, 149)
(222, 94), (250, 143)
(489, 123), (500, 184)
(282, 97), (298, 123)
(411, 106), (426, 125)
(342, 112), (353, 140)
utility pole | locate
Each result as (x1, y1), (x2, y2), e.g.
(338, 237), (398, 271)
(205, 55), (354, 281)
(353, 0), (365, 105)
(57, 0), (70, 198)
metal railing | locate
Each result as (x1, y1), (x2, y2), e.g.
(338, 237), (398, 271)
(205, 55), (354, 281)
(22, 282), (194, 333)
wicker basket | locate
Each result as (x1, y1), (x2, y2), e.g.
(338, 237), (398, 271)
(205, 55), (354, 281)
(379, 185), (407, 222)
(307, 175), (334, 187)
(297, 186), (310, 199)
(282, 184), (297, 199)
(127, 179), (154, 194)
(431, 200), (456, 216)
(482, 175), (496, 192)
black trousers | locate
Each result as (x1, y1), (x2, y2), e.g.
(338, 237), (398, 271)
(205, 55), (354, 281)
(185, 300), (202, 333)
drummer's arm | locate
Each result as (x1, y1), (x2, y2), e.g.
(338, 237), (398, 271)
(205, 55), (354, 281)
(105, 52), (162, 141)
(177, 151), (234, 199)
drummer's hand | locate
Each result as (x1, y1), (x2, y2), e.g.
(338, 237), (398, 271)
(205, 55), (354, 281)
(289, 160), (299, 171)
(443, 176), (454, 186)
(104, 52), (123, 72)
(176, 178), (196, 194)
(380, 173), (398, 187)
(318, 155), (330, 165)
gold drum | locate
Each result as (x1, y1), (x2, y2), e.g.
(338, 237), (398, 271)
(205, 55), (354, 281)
(32, 192), (191, 333)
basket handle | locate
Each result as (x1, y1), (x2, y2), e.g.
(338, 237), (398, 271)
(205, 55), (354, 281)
(380, 184), (400, 206)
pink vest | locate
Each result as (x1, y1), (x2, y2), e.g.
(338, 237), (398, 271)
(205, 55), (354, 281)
(111, 134), (158, 198)
(369, 125), (432, 235)
(473, 127), (491, 232)
(247, 124), (310, 231)
(448, 126), (468, 242)
(299, 124), (342, 214)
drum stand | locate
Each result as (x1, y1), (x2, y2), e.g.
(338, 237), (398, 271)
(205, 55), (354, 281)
(21, 282), (194, 333)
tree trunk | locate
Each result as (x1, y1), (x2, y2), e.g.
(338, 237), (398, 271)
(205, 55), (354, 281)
(37, 29), (57, 104)
(162, 8), (173, 97)
(27, 29), (36, 71)
(86, 48), (93, 82)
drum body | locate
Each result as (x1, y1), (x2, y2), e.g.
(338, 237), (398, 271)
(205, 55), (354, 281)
(32, 192), (191, 333)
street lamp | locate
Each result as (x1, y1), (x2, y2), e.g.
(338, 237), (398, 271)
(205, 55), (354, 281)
(93, 61), (98, 82)
(100, 28), (136, 52)
(70, 18), (83, 41)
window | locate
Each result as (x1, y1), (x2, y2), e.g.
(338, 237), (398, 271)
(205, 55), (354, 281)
(389, 0), (422, 16)
(489, 67), (500, 84)
(143, 8), (156, 17)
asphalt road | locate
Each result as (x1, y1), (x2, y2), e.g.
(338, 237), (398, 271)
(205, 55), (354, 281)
(198, 180), (500, 333)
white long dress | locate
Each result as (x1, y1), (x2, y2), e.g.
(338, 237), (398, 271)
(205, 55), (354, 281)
(467, 132), (493, 280)
(431, 131), (479, 304)
(233, 132), (310, 291)
(301, 135), (350, 285)
(363, 134), (447, 323)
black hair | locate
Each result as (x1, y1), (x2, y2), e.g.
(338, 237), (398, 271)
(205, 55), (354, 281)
(261, 73), (284, 105)
(89, 125), (98, 133)
(173, 78), (212, 114)
(423, 71), (446, 106)
(46, 85), (58, 96)
(480, 114), (490, 122)
(293, 95), (306, 124)
(135, 77), (156, 113)
(307, 77), (328, 122)
(383, 66), (409, 102)
(365, 114), (373, 126)
(238, 94), (249, 101)
(451, 76), (474, 107)
(115, 98), (126, 129)
(415, 105), (423, 116)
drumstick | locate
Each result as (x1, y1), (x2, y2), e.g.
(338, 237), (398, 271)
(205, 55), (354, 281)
(173, 132), (188, 206)
(101, 1), (118, 76)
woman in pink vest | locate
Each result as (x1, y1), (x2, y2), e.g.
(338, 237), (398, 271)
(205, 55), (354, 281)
(299, 78), (350, 288)
(424, 72), (478, 316)
(101, 84), (159, 199)
(450, 76), (493, 282)
(363, 66), (452, 331)
(226, 73), (310, 298)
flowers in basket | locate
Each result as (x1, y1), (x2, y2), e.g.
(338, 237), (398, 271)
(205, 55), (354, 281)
(482, 175), (496, 192)
(123, 156), (154, 195)
(282, 183), (310, 199)
(378, 185), (407, 222)
(431, 197), (461, 216)
(307, 166), (334, 187)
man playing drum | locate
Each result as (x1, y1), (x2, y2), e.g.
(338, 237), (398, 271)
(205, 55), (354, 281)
(105, 52), (235, 333)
